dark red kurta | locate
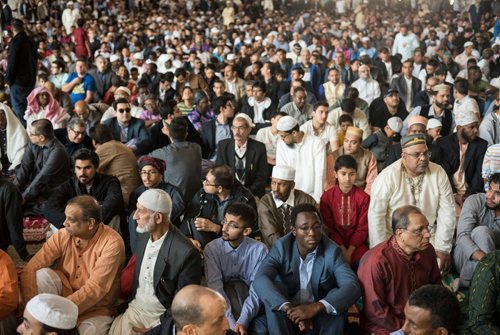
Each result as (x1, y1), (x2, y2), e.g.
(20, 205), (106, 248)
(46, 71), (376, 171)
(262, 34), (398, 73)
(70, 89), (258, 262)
(357, 236), (442, 335)
(319, 185), (369, 264)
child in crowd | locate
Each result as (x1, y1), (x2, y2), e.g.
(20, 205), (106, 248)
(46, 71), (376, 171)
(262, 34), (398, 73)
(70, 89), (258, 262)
(362, 116), (403, 172)
(320, 154), (369, 270)
(337, 114), (353, 146)
(426, 118), (443, 142)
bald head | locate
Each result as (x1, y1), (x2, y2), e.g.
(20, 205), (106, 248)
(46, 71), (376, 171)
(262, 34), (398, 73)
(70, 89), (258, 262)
(74, 101), (90, 120)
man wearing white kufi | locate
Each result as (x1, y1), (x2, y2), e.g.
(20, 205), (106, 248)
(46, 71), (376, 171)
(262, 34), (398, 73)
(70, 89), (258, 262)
(257, 165), (317, 248)
(351, 64), (381, 105)
(109, 189), (202, 335)
(275, 116), (326, 202)
(18, 293), (79, 334)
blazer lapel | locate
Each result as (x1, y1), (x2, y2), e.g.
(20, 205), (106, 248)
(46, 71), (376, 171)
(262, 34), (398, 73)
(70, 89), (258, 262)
(228, 140), (236, 169)
(153, 229), (175, 288)
(290, 240), (301, 293)
(311, 241), (325, 300)
(245, 141), (256, 180)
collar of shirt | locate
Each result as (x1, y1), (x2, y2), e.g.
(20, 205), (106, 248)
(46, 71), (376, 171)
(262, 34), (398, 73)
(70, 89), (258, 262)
(273, 189), (295, 208)
(223, 236), (248, 254)
(235, 141), (248, 156)
(148, 229), (169, 247)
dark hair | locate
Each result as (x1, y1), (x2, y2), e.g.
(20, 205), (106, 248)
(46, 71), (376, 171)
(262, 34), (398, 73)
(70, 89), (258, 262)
(328, 67), (340, 75)
(67, 195), (103, 223)
(345, 87), (359, 99)
(210, 165), (234, 189)
(273, 111), (288, 119)
(454, 78), (469, 95)
(291, 203), (322, 227)
(72, 148), (99, 168)
(252, 81), (267, 93)
(489, 173), (500, 186)
(41, 324), (79, 335)
(159, 100), (177, 119)
(213, 95), (233, 115)
(76, 18), (84, 27)
(225, 202), (257, 228)
(174, 68), (187, 77)
(291, 67), (305, 76)
(52, 60), (65, 71)
(89, 124), (113, 144)
(340, 98), (356, 114)
(67, 117), (85, 130)
(338, 114), (353, 125)
(113, 97), (130, 111)
(31, 119), (54, 139)
(264, 61), (275, 76)
(292, 86), (306, 95)
(407, 285), (461, 333)
(334, 154), (358, 171)
(168, 117), (188, 141)
(161, 72), (174, 83)
(313, 101), (329, 111)
(391, 205), (423, 232)
(11, 19), (24, 32)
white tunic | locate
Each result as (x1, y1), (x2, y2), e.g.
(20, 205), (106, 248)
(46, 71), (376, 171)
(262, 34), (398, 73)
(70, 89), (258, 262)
(351, 78), (380, 105)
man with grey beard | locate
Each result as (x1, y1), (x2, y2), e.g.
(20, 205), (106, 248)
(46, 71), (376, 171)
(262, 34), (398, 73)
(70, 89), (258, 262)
(109, 189), (202, 335)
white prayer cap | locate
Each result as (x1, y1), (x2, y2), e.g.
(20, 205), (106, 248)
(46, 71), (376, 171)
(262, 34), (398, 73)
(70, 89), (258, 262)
(387, 117), (403, 133)
(110, 54), (120, 63)
(99, 52), (110, 59)
(427, 118), (442, 130)
(464, 41), (474, 48)
(133, 52), (144, 60)
(115, 86), (131, 96)
(456, 110), (479, 127)
(272, 166), (295, 181)
(233, 113), (254, 127)
(137, 189), (172, 214)
(67, 1), (74, 5)
(361, 36), (370, 43)
(226, 53), (236, 61)
(359, 50), (369, 57)
(26, 294), (78, 330)
(276, 115), (298, 132)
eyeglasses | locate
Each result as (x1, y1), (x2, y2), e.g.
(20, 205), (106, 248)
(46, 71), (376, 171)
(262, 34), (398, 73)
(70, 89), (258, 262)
(231, 125), (248, 131)
(402, 225), (434, 237)
(203, 179), (219, 187)
(405, 151), (431, 159)
(118, 108), (131, 113)
(28, 132), (41, 137)
(221, 219), (244, 229)
(296, 225), (323, 234)
(70, 128), (86, 136)
(140, 170), (159, 176)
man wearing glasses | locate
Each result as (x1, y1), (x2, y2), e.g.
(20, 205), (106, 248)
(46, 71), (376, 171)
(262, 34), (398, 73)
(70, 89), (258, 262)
(55, 117), (94, 160)
(103, 98), (148, 148)
(254, 203), (360, 334)
(369, 134), (455, 274)
(204, 203), (268, 335)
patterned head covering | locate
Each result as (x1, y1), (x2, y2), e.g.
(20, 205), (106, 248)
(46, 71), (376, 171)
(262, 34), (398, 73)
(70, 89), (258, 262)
(138, 156), (166, 175)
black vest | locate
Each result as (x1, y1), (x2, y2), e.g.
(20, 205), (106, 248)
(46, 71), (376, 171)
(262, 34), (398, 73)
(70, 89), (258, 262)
(419, 104), (453, 136)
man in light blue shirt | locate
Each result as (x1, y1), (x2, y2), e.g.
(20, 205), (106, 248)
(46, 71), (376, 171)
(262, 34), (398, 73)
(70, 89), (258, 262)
(204, 202), (268, 335)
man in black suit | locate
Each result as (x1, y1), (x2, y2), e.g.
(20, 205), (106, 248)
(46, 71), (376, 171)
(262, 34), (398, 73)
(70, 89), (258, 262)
(413, 76), (439, 108)
(103, 98), (148, 147)
(201, 95), (234, 160)
(109, 189), (202, 335)
(374, 47), (402, 85)
(89, 55), (116, 103)
(437, 111), (488, 207)
(138, 62), (162, 97)
(54, 117), (94, 163)
(216, 113), (268, 197)
(391, 60), (422, 111)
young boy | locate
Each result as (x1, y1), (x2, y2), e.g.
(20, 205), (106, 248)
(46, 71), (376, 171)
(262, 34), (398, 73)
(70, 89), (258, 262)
(426, 118), (443, 142)
(337, 114), (353, 146)
(362, 116), (403, 172)
(320, 154), (369, 269)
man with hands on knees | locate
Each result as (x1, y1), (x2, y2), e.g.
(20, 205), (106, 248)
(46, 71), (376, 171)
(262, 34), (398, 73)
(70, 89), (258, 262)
(253, 203), (361, 334)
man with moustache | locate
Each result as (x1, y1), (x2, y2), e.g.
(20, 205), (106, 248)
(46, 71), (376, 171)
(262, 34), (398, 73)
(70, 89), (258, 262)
(43, 148), (123, 230)
(453, 172), (500, 287)
(358, 205), (442, 334)
(109, 189), (202, 335)
(253, 203), (360, 334)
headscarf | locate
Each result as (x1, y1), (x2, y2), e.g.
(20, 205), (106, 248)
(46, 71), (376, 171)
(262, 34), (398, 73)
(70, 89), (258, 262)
(25, 87), (67, 126)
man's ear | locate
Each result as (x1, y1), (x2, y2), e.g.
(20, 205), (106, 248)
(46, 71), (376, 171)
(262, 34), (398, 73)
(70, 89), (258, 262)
(436, 327), (449, 335)
(182, 325), (196, 335)
(243, 227), (252, 237)
(88, 218), (97, 230)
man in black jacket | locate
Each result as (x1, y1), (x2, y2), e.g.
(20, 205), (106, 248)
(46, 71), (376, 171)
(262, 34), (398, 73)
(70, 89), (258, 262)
(201, 95), (234, 160)
(5, 19), (37, 126)
(43, 148), (123, 230)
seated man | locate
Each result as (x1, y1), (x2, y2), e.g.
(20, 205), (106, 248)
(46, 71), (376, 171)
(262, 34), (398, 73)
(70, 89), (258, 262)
(43, 148), (123, 230)
(144, 285), (232, 335)
(102, 98), (148, 147)
(14, 119), (70, 213)
(402, 285), (461, 335)
(17, 293), (79, 335)
(258, 165), (316, 248)
(21, 195), (126, 335)
(320, 155), (369, 268)
(216, 113), (268, 197)
(253, 203), (361, 334)
(54, 117), (94, 166)
(128, 156), (185, 253)
(201, 95), (234, 161)
(453, 172), (500, 287)
(300, 101), (339, 153)
(0, 249), (18, 333)
(461, 251), (500, 334)
(73, 100), (101, 134)
(280, 86), (314, 125)
(110, 189), (202, 334)
(182, 164), (257, 250)
(100, 86), (143, 122)
(358, 205), (442, 334)
(204, 203), (268, 335)
(0, 104), (28, 174)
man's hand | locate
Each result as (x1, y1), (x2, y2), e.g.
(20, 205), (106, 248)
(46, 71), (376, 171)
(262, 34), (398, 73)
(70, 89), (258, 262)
(436, 250), (451, 274)
(72, 76), (82, 85)
(455, 194), (465, 207)
(298, 319), (313, 332)
(132, 327), (152, 334)
(194, 217), (220, 234)
(190, 239), (203, 254)
(234, 323), (247, 335)
(472, 249), (486, 261)
(287, 302), (324, 324)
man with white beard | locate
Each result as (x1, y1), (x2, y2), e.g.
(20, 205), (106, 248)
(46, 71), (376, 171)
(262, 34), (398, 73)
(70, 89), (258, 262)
(351, 65), (381, 105)
(109, 189), (202, 335)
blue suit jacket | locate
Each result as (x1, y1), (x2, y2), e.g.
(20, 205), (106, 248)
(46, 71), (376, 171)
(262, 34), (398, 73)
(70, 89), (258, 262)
(103, 116), (148, 143)
(253, 233), (360, 313)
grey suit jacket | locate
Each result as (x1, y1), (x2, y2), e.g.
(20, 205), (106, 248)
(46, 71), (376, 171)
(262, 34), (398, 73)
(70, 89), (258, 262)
(103, 117), (148, 143)
(132, 226), (202, 313)
(390, 75), (422, 108)
(253, 233), (360, 312)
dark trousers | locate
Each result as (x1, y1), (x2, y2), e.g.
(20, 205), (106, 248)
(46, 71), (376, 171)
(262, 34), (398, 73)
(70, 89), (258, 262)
(10, 84), (33, 127)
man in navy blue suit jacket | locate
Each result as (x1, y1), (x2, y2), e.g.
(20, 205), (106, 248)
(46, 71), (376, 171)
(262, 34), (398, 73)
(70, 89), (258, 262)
(253, 203), (360, 334)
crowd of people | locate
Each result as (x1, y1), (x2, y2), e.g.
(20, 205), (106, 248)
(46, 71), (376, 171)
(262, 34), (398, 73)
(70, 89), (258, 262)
(1, 0), (500, 334)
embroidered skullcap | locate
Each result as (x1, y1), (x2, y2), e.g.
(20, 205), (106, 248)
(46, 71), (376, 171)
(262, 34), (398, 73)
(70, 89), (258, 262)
(401, 134), (427, 149)
(455, 110), (479, 126)
(427, 118), (442, 130)
(408, 115), (428, 127)
(345, 126), (363, 139)
(276, 115), (298, 132)
(432, 83), (450, 92)
(26, 294), (78, 330)
(116, 86), (131, 96)
(137, 189), (172, 214)
(464, 41), (474, 48)
(272, 166), (295, 181)
(138, 156), (166, 175)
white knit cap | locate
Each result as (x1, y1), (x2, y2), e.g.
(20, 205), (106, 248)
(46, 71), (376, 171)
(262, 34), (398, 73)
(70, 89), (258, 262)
(110, 54), (120, 63)
(276, 115), (298, 132)
(234, 113), (254, 127)
(26, 294), (78, 330)
(456, 110), (479, 126)
(387, 116), (403, 133)
(272, 166), (295, 181)
(115, 86), (131, 96)
(464, 41), (474, 48)
(137, 189), (172, 214)
(427, 118), (442, 130)
(133, 52), (144, 60)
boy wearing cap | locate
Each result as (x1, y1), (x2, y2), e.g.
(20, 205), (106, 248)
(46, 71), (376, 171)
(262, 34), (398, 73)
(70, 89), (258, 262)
(276, 115), (326, 202)
(427, 118), (443, 142)
(362, 116), (403, 172)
